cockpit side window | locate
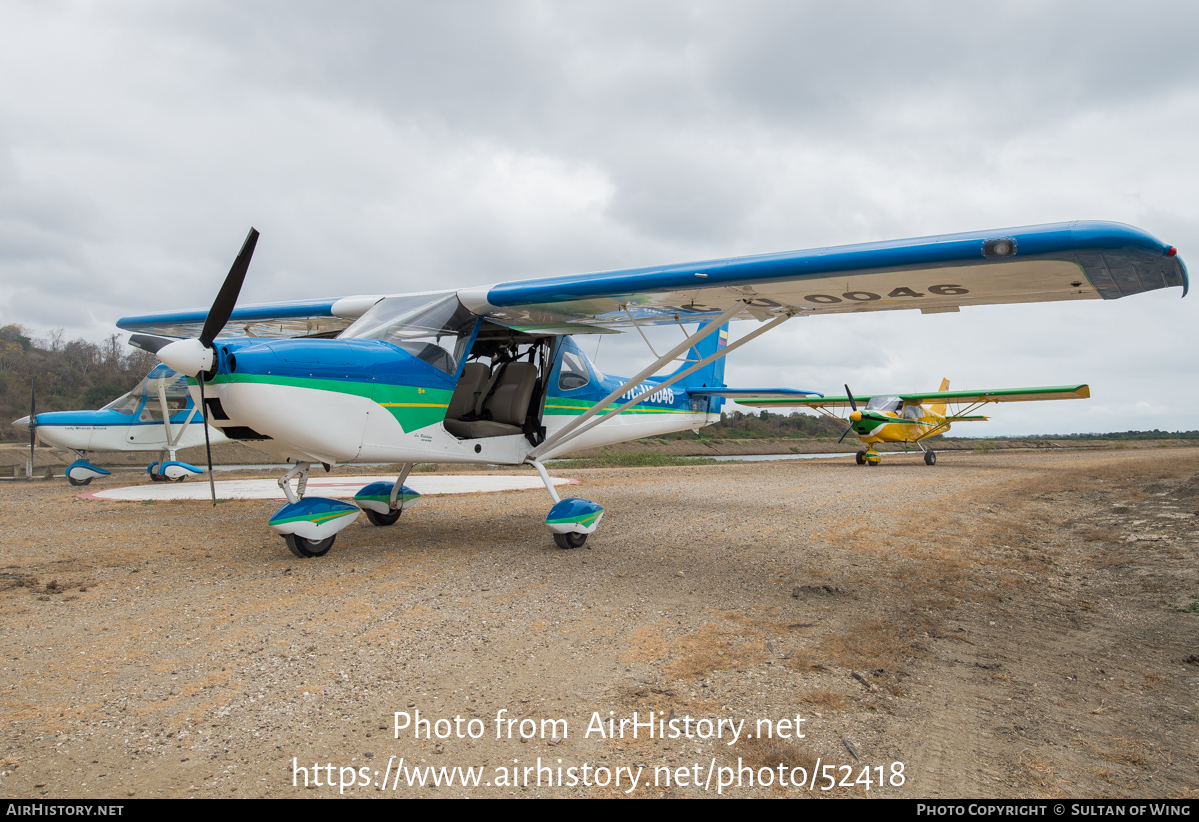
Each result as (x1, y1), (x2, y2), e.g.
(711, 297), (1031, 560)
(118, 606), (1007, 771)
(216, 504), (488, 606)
(558, 351), (591, 391)
(903, 403), (923, 420)
(139, 397), (189, 422)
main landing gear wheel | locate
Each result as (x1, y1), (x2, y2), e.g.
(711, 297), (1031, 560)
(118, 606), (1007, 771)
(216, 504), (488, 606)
(67, 475), (92, 487)
(924, 451), (937, 466)
(855, 451), (866, 465)
(553, 532), (588, 549)
(365, 508), (402, 526)
(284, 533), (336, 558)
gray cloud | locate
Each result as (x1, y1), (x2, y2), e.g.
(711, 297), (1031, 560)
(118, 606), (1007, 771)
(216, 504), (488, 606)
(0, 1), (1195, 432)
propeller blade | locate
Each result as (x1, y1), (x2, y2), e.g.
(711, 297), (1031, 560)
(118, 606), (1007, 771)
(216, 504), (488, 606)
(128, 333), (176, 354)
(28, 379), (36, 465)
(845, 384), (857, 412)
(199, 379), (216, 507)
(199, 227), (259, 347)
(838, 424), (854, 444)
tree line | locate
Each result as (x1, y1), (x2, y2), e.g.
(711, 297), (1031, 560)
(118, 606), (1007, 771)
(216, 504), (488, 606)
(0, 324), (158, 441)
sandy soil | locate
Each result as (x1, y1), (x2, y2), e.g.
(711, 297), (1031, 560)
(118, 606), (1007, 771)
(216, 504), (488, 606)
(1, 448), (1196, 799)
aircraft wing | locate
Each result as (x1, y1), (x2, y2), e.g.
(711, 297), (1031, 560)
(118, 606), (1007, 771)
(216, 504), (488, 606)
(116, 221), (1185, 338)
(457, 221), (1186, 327)
(117, 295), (389, 339)
(737, 385), (1090, 409)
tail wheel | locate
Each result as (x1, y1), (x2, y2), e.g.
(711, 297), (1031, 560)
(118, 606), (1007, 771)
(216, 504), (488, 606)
(553, 532), (588, 549)
(855, 451), (866, 465)
(365, 508), (402, 527)
(284, 533), (335, 558)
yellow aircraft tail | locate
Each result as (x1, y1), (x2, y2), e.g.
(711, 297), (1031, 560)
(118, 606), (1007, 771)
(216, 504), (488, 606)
(927, 378), (950, 417)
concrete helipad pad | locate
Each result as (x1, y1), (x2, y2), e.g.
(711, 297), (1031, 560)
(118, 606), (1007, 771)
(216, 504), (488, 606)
(82, 474), (576, 502)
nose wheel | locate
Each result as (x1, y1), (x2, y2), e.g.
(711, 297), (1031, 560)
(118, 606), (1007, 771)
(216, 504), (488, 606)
(365, 508), (402, 526)
(284, 533), (336, 558)
(553, 532), (588, 549)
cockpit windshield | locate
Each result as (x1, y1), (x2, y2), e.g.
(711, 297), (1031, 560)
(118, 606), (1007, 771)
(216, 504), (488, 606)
(101, 366), (191, 414)
(339, 292), (478, 375)
(865, 395), (902, 413)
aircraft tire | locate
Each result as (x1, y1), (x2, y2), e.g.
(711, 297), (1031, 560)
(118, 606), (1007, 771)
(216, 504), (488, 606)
(553, 532), (588, 549)
(365, 508), (402, 526)
(284, 533), (335, 558)
(924, 451), (937, 466)
(855, 451), (866, 465)
(67, 475), (92, 487)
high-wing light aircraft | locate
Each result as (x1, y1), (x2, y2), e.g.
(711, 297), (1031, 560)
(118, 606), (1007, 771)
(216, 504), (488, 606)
(116, 222), (1186, 558)
(12, 364), (228, 485)
(737, 380), (1091, 465)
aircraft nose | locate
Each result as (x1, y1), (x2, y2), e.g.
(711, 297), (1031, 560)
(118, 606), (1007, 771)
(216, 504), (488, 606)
(850, 410), (862, 422)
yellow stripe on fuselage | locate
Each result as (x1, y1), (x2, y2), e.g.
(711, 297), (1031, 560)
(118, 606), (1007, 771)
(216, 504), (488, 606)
(544, 403), (690, 415)
(379, 402), (451, 408)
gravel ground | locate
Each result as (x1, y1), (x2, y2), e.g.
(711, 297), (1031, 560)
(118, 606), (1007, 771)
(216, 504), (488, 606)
(1, 448), (1196, 798)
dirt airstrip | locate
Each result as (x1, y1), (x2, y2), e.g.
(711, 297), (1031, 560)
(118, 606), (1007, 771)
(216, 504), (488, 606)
(0, 449), (1196, 799)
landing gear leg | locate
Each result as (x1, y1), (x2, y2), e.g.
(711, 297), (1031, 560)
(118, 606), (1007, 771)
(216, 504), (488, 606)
(278, 462), (311, 504)
(916, 441), (936, 466)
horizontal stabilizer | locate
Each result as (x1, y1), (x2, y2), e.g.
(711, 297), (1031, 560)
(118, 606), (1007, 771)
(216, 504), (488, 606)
(688, 388), (823, 400)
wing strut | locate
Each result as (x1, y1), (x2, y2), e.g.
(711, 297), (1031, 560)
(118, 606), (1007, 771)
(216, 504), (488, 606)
(529, 305), (794, 460)
(526, 302), (747, 460)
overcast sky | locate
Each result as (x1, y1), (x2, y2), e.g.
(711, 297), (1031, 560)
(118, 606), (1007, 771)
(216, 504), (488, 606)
(1, 2), (1196, 435)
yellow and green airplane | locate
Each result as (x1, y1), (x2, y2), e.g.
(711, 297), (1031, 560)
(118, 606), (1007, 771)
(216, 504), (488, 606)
(738, 380), (1090, 465)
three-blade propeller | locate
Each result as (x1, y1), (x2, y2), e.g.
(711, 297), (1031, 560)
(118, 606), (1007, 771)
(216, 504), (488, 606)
(149, 228), (259, 505)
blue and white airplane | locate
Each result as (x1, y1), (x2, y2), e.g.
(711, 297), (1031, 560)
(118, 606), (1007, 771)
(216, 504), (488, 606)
(116, 222), (1187, 558)
(13, 364), (228, 485)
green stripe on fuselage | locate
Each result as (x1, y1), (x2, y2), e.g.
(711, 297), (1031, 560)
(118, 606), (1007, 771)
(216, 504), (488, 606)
(206, 373), (453, 433)
(543, 397), (693, 416)
(203, 373), (695, 434)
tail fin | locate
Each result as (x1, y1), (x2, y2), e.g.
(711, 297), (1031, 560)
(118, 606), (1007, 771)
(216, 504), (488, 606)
(668, 320), (728, 389)
(928, 378), (950, 417)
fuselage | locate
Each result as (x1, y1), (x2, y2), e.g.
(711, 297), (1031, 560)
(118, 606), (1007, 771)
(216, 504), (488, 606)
(195, 335), (722, 466)
(15, 395), (227, 455)
(848, 399), (950, 446)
